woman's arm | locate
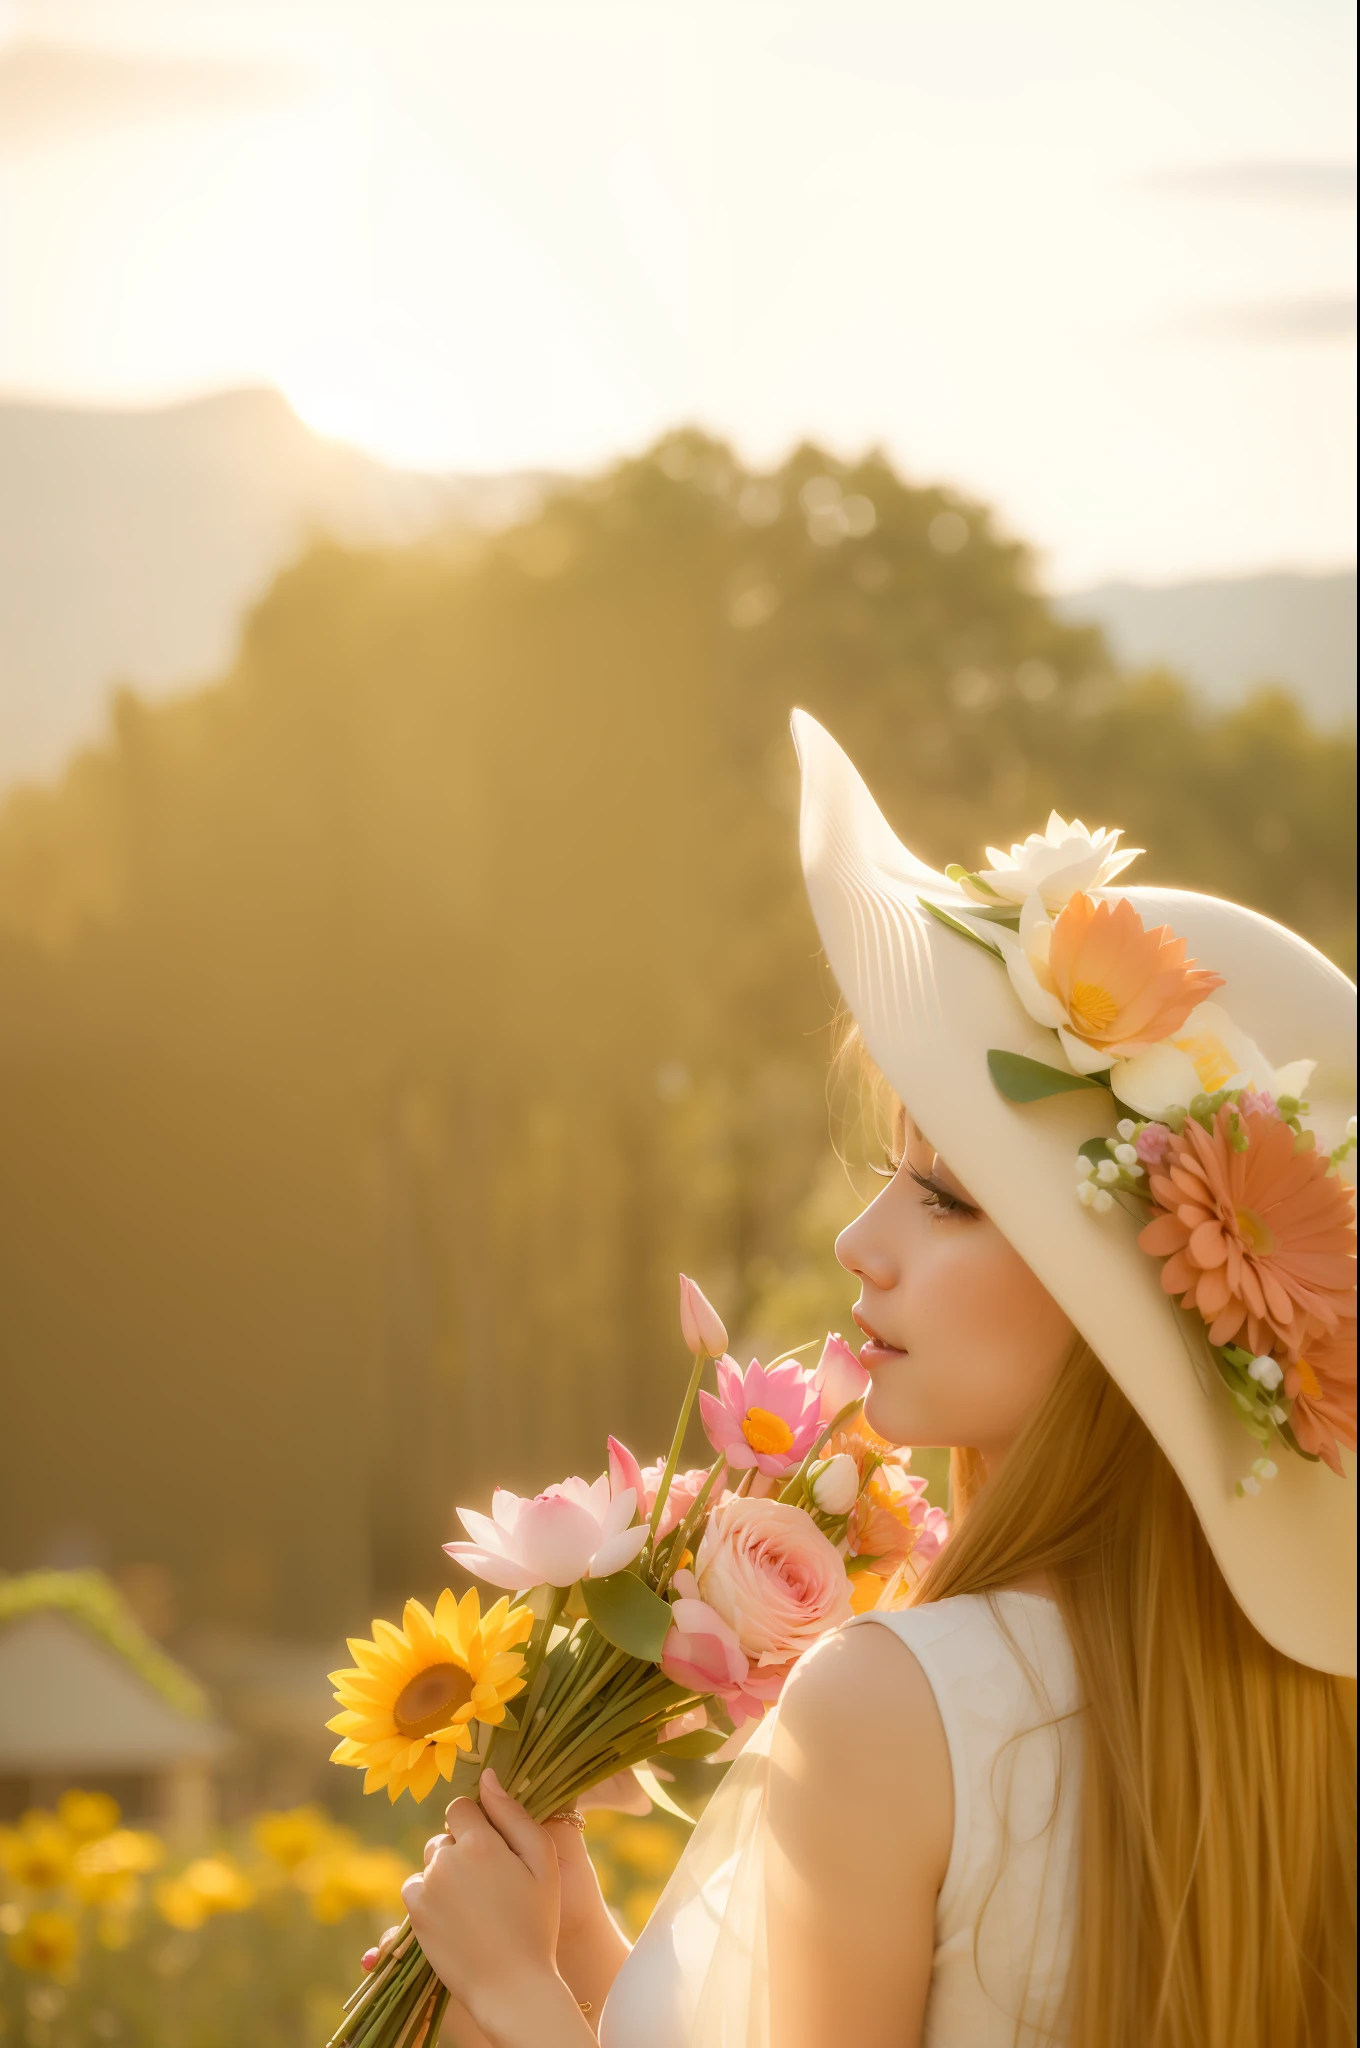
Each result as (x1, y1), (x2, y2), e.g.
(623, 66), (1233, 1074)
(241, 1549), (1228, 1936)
(764, 1621), (953, 2048)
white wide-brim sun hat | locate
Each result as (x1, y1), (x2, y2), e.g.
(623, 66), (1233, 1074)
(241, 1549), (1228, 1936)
(792, 709), (1357, 1677)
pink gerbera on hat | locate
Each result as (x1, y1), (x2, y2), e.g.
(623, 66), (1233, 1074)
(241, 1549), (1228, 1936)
(1137, 1105), (1357, 1361)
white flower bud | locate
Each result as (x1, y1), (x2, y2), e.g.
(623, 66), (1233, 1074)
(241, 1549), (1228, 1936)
(1074, 1155), (1094, 1181)
(1348, 1115), (1357, 1142)
(1077, 1179), (1099, 1207)
(1253, 1458), (1278, 1481)
(1113, 1143), (1139, 1168)
(1092, 1189), (1115, 1214)
(1247, 1354), (1283, 1390)
(1096, 1159), (1120, 1185)
(809, 1452), (860, 1516)
(1238, 1474), (1261, 1497)
(1269, 1404), (1287, 1424)
(1116, 1119), (1136, 1141)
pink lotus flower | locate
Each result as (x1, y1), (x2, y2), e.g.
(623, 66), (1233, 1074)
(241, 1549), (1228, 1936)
(699, 1356), (821, 1476)
(678, 1274), (729, 1359)
(694, 1497), (853, 1668)
(445, 1475), (648, 1590)
(811, 1332), (870, 1425)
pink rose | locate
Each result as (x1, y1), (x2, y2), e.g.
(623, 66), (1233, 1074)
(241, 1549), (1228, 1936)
(694, 1496), (853, 1669)
(642, 1461), (723, 1539)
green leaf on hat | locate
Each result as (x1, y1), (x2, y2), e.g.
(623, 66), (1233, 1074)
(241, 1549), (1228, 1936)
(580, 1570), (675, 1662)
(945, 862), (1003, 899)
(987, 1050), (1106, 1101)
(918, 897), (1003, 956)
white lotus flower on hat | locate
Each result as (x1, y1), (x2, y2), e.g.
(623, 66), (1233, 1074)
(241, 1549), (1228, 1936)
(960, 810), (1142, 912)
(1103, 1000), (1317, 1120)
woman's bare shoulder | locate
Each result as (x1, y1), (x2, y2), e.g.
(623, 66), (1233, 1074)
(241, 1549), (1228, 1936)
(766, 1618), (953, 1888)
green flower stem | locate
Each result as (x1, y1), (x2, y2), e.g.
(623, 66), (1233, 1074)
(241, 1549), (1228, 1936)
(645, 1347), (710, 1559)
(498, 1586), (569, 1783)
(508, 1642), (629, 1798)
(652, 1455), (726, 1596)
(776, 1397), (864, 1506)
(522, 1684), (704, 1818)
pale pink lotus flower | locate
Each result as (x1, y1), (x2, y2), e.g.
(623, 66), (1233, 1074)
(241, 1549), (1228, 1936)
(811, 1332), (870, 1424)
(699, 1355), (821, 1476)
(445, 1474), (647, 1590)
(694, 1497), (853, 1667)
(678, 1274), (729, 1359)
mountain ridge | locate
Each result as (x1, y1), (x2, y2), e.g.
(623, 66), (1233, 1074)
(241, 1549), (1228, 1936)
(1, 388), (1353, 791)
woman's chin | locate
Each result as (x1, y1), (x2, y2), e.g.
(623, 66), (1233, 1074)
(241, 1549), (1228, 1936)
(863, 1381), (921, 1446)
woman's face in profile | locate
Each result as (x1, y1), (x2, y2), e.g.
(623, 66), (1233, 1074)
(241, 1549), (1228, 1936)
(834, 1112), (1074, 1465)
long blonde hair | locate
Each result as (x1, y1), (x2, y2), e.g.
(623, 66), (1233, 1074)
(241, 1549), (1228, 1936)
(911, 1341), (1357, 2048)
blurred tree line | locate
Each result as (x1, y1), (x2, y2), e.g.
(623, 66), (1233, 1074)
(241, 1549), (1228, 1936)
(0, 433), (1352, 1641)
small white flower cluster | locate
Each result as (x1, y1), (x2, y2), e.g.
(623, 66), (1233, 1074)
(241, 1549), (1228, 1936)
(1237, 1454), (1279, 1498)
(1246, 1353), (1288, 1424)
(1074, 1121), (1147, 1214)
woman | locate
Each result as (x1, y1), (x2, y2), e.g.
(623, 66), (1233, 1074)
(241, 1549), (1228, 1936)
(399, 713), (1356, 2047)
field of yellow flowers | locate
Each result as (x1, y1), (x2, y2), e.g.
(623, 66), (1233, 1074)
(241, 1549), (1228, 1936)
(0, 1790), (688, 2045)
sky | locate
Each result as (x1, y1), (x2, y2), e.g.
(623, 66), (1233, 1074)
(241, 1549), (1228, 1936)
(0, 0), (1355, 586)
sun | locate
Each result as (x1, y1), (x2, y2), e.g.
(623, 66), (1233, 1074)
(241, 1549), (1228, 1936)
(327, 1589), (533, 1804)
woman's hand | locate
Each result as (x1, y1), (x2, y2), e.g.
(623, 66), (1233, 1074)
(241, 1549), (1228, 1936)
(401, 1770), (593, 2047)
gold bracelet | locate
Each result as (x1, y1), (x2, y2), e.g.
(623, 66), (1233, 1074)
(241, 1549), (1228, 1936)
(549, 1807), (587, 1832)
(577, 1998), (593, 2015)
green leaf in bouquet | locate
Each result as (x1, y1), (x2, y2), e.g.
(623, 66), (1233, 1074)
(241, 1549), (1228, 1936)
(655, 1726), (730, 1759)
(987, 1049), (1106, 1102)
(580, 1570), (674, 1661)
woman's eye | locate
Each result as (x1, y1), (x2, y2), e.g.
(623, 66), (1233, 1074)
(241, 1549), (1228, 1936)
(907, 1165), (975, 1218)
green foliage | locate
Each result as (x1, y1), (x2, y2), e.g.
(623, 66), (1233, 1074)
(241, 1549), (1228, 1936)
(0, 432), (1350, 1634)
(578, 1574), (674, 1663)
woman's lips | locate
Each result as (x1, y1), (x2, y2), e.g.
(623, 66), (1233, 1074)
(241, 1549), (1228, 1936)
(851, 1312), (907, 1369)
(858, 1339), (909, 1371)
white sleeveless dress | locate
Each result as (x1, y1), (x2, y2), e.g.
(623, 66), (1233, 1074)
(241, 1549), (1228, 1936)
(600, 1591), (1082, 2048)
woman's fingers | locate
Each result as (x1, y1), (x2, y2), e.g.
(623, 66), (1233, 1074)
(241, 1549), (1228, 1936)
(361, 1922), (404, 1971)
(424, 1832), (448, 1867)
(477, 1770), (558, 1885)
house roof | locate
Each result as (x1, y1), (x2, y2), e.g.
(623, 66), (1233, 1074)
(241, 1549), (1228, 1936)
(0, 1572), (229, 1772)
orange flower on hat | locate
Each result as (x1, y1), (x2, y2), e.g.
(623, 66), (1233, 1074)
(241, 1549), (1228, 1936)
(1137, 1104), (1357, 1360)
(1285, 1327), (1357, 1477)
(994, 890), (1224, 1078)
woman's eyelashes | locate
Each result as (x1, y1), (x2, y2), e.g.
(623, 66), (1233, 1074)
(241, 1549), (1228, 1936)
(906, 1162), (978, 1218)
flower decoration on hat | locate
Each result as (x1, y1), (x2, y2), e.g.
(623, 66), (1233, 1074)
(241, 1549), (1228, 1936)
(921, 823), (1357, 1495)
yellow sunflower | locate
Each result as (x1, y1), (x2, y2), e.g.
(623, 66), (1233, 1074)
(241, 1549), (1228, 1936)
(327, 1588), (533, 1805)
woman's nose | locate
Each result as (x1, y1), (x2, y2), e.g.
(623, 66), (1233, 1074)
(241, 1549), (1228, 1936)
(835, 1202), (898, 1289)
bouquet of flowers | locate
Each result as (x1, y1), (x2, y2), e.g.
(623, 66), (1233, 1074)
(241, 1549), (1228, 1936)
(324, 1276), (945, 2046)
